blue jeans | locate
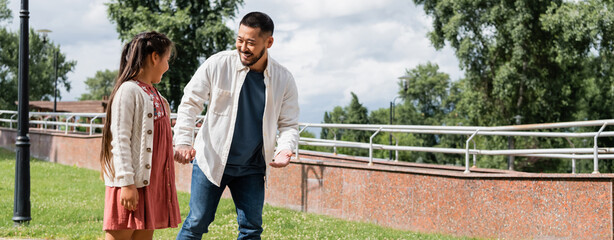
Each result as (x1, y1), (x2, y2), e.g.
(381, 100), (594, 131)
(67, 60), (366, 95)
(177, 162), (265, 240)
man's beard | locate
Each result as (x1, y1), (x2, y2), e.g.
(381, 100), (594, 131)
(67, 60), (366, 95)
(239, 47), (266, 67)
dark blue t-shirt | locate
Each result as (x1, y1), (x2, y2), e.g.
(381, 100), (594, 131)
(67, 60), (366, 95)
(224, 70), (266, 176)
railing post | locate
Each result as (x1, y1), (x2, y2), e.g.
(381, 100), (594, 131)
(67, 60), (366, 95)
(64, 115), (75, 134)
(89, 116), (100, 135)
(472, 141), (477, 168)
(333, 132), (337, 155)
(565, 137), (576, 174)
(592, 122), (608, 174)
(296, 124), (310, 161)
(395, 136), (399, 162)
(369, 127), (383, 166)
(42, 116), (48, 130)
(465, 129), (479, 174)
(389, 134), (399, 162)
(10, 114), (17, 128)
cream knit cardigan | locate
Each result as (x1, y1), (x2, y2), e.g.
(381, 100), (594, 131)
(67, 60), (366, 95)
(103, 80), (167, 188)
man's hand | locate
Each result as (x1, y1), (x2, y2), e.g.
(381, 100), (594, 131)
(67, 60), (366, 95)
(269, 149), (293, 168)
(120, 184), (139, 211)
(174, 145), (196, 164)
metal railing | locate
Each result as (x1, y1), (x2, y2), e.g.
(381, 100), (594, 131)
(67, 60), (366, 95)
(2, 110), (613, 174)
(0, 110), (107, 135)
(296, 120), (614, 174)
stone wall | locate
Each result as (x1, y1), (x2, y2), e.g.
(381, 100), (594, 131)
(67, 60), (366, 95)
(1, 127), (613, 239)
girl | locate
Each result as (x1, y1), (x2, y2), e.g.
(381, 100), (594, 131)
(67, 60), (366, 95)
(100, 31), (180, 240)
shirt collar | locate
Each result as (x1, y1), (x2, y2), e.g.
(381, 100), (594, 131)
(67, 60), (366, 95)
(234, 50), (272, 79)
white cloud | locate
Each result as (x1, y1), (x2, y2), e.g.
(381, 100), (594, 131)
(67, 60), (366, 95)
(231, 0), (462, 124)
(59, 38), (122, 100)
(290, 0), (395, 20)
(8, 0), (122, 101)
(6, 0), (463, 124)
(83, 0), (112, 28)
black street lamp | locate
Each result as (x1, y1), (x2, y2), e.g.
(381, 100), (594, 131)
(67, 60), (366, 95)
(13, 0), (31, 226)
(389, 75), (410, 160)
(36, 29), (58, 112)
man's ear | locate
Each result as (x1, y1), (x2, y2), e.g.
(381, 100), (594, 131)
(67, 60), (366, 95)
(266, 36), (274, 49)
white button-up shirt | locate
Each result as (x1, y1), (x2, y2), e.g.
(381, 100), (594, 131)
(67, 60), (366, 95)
(173, 50), (299, 186)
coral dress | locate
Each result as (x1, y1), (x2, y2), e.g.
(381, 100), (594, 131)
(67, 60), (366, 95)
(103, 81), (181, 230)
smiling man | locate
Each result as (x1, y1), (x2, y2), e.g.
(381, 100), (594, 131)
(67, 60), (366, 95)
(173, 12), (299, 239)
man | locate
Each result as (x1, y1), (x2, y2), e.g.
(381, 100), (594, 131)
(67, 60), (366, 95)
(173, 12), (299, 239)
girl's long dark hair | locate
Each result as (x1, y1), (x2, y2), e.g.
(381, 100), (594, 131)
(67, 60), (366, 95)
(100, 31), (174, 179)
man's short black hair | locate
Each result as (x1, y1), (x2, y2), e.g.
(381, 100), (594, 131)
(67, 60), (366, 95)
(240, 12), (274, 36)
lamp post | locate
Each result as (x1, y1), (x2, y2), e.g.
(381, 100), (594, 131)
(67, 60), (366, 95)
(13, 0), (31, 226)
(389, 75), (410, 160)
(36, 29), (58, 112)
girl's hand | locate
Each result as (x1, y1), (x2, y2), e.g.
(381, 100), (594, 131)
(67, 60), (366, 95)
(120, 185), (139, 211)
(174, 145), (196, 164)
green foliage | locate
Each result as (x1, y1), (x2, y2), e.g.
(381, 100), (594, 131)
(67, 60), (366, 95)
(79, 69), (118, 100)
(541, 0), (614, 121)
(0, 28), (76, 110)
(321, 93), (371, 156)
(399, 62), (452, 124)
(397, 63), (459, 164)
(107, 0), (244, 110)
(404, 0), (614, 172)
(0, 1), (76, 110)
(414, 0), (584, 126)
(0, 148), (470, 239)
(320, 106), (346, 140)
(0, 0), (10, 23)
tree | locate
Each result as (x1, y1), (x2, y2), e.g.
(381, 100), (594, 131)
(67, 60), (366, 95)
(394, 63), (463, 164)
(414, 0), (586, 126)
(80, 69), (118, 100)
(540, 0), (614, 121)
(342, 92), (370, 145)
(0, 0), (10, 22)
(0, 2), (76, 110)
(320, 93), (370, 156)
(412, 0), (614, 172)
(107, 0), (244, 110)
(539, 0), (614, 173)
(321, 106), (347, 140)
(399, 62), (452, 125)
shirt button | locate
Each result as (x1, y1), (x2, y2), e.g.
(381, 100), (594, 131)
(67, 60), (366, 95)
(143, 180), (149, 185)
(146, 148), (152, 152)
(147, 113), (153, 118)
(147, 130), (152, 134)
(145, 164), (151, 169)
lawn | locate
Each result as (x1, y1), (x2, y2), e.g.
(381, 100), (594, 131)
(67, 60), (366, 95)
(0, 148), (478, 239)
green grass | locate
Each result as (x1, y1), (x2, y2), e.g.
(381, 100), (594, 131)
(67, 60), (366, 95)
(0, 148), (478, 240)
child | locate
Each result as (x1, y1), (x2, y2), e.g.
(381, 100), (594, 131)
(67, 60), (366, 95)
(99, 31), (180, 240)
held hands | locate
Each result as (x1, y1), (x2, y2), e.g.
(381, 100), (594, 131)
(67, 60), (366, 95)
(120, 185), (138, 211)
(174, 145), (196, 164)
(269, 149), (293, 168)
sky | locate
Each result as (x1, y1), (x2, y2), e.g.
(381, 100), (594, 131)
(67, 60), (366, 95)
(6, 0), (463, 124)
